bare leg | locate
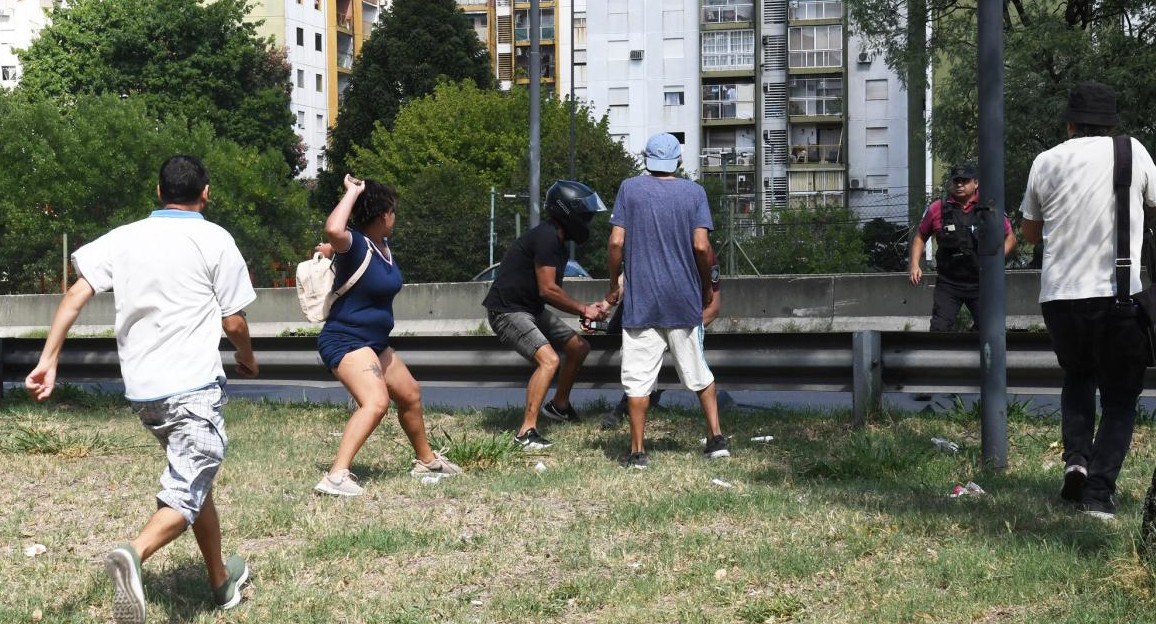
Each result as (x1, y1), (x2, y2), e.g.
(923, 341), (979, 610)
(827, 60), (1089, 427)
(191, 491), (227, 588)
(520, 345), (560, 435)
(697, 382), (722, 438)
(551, 335), (590, 410)
(330, 347), (390, 473)
(129, 507), (186, 562)
(381, 348), (434, 463)
(628, 395), (650, 453)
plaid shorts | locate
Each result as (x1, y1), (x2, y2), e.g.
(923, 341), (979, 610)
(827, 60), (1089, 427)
(131, 383), (229, 526)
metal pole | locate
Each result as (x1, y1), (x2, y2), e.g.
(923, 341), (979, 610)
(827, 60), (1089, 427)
(977, 0), (1008, 470)
(61, 233), (68, 293)
(528, 0), (541, 228)
(489, 186), (496, 266)
(568, 0), (576, 180)
(724, 153), (735, 275)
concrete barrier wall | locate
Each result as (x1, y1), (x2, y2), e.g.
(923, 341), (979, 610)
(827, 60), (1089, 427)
(0, 272), (1047, 337)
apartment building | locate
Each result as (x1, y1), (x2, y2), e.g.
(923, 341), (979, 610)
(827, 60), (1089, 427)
(250, 0), (383, 177)
(457, 0), (570, 96)
(0, 0), (54, 90)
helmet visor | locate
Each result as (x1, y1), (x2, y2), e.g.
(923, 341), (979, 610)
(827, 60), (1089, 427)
(575, 192), (607, 215)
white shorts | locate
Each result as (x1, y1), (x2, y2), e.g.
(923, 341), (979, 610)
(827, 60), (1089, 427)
(621, 326), (714, 397)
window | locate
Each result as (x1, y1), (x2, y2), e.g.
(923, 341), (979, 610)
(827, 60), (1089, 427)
(664, 91), (685, 106)
(701, 30), (754, 71)
(787, 25), (842, 68)
(296, 111), (305, 129)
(573, 14), (586, 46)
(866, 126), (888, 146)
(609, 105), (629, 126)
(314, 0), (321, 9)
(702, 0), (754, 24)
(865, 79), (888, 100)
(316, 74), (323, 92)
(788, 0), (844, 20)
(787, 77), (842, 116)
(670, 132), (685, 144)
(315, 33), (322, 51)
(866, 174), (889, 193)
(1, 66), (15, 81)
(296, 69), (304, 88)
(608, 87), (630, 106)
(316, 114), (325, 132)
(573, 49), (587, 64)
(296, 28), (304, 46)
(663, 37), (684, 59)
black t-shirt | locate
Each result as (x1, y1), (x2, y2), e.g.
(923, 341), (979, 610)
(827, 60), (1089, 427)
(482, 222), (566, 314)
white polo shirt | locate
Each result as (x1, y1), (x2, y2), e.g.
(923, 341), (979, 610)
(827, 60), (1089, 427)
(1021, 136), (1156, 303)
(71, 210), (256, 401)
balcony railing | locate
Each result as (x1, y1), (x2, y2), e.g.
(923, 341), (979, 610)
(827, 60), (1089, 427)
(787, 97), (842, 116)
(337, 53), (354, 69)
(699, 148), (756, 168)
(337, 14), (353, 29)
(788, 144), (843, 164)
(787, 0), (843, 20)
(514, 27), (555, 40)
(702, 3), (753, 23)
(701, 101), (755, 121)
(702, 53), (754, 71)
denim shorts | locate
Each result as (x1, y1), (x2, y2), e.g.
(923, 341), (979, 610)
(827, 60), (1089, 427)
(488, 308), (577, 361)
(131, 383), (228, 526)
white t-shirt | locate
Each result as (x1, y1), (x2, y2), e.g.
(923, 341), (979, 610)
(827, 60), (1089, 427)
(71, 210), (256, 401)
(1021, 136), (1156, 303)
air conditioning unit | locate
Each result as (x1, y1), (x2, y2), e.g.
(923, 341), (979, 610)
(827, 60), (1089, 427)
(629, 49), (644, 61)
(761, 35), (774, 46)
(849, 178), (863, 189)
(857, 51), (873, 64)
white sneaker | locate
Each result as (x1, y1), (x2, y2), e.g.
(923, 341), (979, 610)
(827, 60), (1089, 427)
(314, 469), (363, 496)
(410, 451), (463, 478)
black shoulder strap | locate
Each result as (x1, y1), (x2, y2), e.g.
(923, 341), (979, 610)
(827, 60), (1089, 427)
(1115, 135), (1133, 304)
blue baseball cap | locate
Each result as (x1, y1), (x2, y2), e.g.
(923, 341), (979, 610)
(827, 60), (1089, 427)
(644, 133), (682, 173)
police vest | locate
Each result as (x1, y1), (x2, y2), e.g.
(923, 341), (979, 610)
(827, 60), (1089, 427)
(933, 197), (979, 282)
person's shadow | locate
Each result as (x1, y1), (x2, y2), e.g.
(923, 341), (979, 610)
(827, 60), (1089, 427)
(53, 559), (221, 623)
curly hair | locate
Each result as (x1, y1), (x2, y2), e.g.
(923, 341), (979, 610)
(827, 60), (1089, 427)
(350, 180), (399, 230)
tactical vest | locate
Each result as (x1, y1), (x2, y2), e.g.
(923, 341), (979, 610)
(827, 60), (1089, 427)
(933, 196), (980, 282)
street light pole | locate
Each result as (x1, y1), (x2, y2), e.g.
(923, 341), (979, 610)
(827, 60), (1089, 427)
(489, 186), (496, 266)
(529, 0), (541, 228)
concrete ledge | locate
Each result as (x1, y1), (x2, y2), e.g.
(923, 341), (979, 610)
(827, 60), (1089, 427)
(0, 272), (1047, 337)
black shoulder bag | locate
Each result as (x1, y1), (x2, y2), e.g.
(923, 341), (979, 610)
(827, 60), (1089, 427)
(1113, 135), (1156, 366)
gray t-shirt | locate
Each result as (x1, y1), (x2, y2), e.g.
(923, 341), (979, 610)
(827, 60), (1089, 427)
(610, 175), (713, 328)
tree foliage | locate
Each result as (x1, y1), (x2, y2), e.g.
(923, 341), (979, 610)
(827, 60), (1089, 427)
(0, 93), (312, 293)
(344, 80), (639, 282)
(850, 0), (1156, 212)
(318, 0), (493, 209)
(742, 205), (868, 275)
(17, 0), (302, 174)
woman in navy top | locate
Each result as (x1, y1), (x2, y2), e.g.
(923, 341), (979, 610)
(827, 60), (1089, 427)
(314, 174), (461, 497)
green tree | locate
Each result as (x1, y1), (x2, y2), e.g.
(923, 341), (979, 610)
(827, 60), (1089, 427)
(346, 80), (639, 282)
(0, 93), (312, 293)
(318, 0), (493, 209)
(17, 0), (302, 174)
(745, 204), (868, 275)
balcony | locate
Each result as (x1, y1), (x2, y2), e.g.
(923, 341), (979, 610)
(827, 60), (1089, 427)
(337, 53), (354, 69)
(787, 97), (842, 116)
(514, 26), (555, 41)
(702, 1), (753, 24)
(699, 148), (756, 168)
(788, 0), (843, 20)
(701, 52), (754, 72)
(337, 14), (353, 30)
(788, 144), (843, 165)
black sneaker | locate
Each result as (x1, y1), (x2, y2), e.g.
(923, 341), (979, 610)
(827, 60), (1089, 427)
(514, 428), (553, 450)
(1079, 496), (1116, 521)
(703, 435), (731, 459)
(622, 451), (649, 470)
(1060, 464), (1087, 502)
(541, 401), (580, 423)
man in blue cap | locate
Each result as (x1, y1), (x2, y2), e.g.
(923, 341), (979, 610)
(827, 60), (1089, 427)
(604, 132), (729, 469)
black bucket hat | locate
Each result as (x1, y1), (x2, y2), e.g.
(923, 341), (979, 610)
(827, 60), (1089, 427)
(1061, 81), (1120, 127)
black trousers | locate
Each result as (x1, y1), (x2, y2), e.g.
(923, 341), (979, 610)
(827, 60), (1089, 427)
(1042, 297), (1148, 502)
(930, 277), (980, 331)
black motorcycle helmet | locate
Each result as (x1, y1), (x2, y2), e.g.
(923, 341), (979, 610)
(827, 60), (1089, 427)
(543, 180), (607, 244)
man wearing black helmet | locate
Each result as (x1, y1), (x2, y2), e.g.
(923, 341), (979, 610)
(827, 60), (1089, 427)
(483, 180), (611, 449)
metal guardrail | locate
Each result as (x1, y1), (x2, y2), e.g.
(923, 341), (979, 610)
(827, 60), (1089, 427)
(0, 331), (1081, 395)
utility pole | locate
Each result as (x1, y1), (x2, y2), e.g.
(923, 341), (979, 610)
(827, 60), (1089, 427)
(977, 0), (1008, 470)
(907, 0), (928, 227)
(529, 0), (541, 228)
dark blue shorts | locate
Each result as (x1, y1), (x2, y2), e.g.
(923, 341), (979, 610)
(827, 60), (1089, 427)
(317, 332), (387, 371)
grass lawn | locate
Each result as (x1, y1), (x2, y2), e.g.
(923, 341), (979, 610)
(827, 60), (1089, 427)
(2, 387), (1156, 623)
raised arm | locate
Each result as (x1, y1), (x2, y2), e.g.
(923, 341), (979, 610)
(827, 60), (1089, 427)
(25, 278), (96, 401)
(323, 174), (364, 253)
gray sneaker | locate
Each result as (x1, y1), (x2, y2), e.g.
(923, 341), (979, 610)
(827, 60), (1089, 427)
(212, 554), (250, 610)
(314, 469), (363, 496)
(104, 545), (146, 624)
(411, 451), (463, 478)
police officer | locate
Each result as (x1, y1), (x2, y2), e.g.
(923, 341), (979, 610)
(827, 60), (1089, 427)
(908, 163), (1016, 331)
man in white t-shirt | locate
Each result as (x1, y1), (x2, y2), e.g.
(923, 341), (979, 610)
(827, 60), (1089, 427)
(25, 155), (260, 622)
(1021, 82), (1156, 521)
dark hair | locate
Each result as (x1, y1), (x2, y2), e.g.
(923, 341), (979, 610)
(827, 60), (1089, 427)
(158, 155), (209, 205)
(350, 180), (399, 230)
(1070, 122), (1114, 138)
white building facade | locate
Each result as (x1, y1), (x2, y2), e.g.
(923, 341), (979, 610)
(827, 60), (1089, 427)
(0, 0), (54, 90)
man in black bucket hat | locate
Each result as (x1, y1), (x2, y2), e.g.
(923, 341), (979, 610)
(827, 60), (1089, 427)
(1022, 81), (1156, 520)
